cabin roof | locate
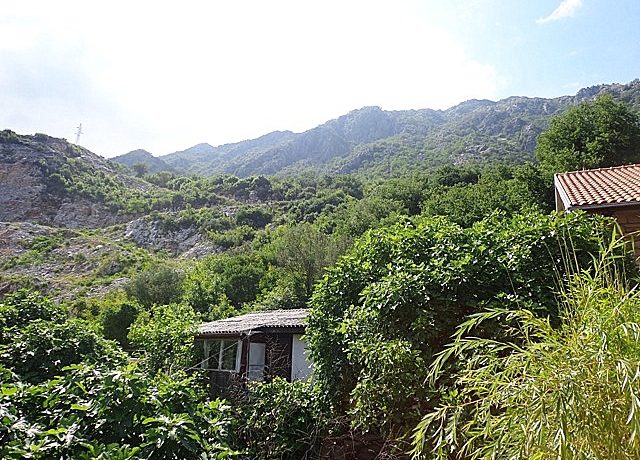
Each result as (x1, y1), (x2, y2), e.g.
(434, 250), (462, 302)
(555, 163), (640, 210)
(197, 308), (308, 336)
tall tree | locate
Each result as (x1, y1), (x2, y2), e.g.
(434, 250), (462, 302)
(536, 95), (640, 175)
(270, 223), (343, 299)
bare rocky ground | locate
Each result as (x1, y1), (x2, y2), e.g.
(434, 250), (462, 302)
(0, 221), (150, 301)
(0, 219), (222, 303)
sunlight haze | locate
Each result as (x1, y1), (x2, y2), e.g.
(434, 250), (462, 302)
(1, 0), (638, 157)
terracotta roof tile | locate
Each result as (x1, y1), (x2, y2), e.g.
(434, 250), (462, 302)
(555, 164), (640, 209)
(197, 309), (308, 336)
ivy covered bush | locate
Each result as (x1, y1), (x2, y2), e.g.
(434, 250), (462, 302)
(306, 210), (631, 442)
(231, 378), (327, 459)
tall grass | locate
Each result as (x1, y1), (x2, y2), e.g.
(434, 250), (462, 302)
(411, 240), (640, 459)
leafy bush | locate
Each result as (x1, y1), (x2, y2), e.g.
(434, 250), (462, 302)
(0, 364), (237, 459)
(100, 297), (140, 349)
(231, 378), (326, 459)
(125, 265), (185, 307)
(307, 211), (629, 439)
(0, 290), (66, 342)
(0, 290), (124, 384)
(128, 303), (200, 375)
(1, 319), (125, 384)
(181, 263), (231, 316)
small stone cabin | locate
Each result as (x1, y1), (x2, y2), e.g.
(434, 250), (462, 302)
(195, 309), (312, 394)
(555, 163), (640, 256)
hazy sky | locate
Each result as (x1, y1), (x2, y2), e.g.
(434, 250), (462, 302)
(1, 0), (639, 157)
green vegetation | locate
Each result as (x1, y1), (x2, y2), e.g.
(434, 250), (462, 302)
(536, 94), (640, 174)
(3, 96), (640, 458)
(412, 247), (640, 459)
(306, 211), (625, 445)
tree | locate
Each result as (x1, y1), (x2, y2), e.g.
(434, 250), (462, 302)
(125, 266), (185, 307)
(128, 303), (200, 374)
(100, 297), (140, 349)
(132, 162), (149, 177)
(536, 95), (640, 174)
(270, 223), (345, 299)
(181, 262), (235, 318)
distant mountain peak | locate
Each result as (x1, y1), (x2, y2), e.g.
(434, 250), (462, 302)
(122, 79), (640, 177)
(112, 148), (172, 173)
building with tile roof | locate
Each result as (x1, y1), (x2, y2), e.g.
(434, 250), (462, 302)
(555, 164), (640, 211)
(555, 163), (640, 257)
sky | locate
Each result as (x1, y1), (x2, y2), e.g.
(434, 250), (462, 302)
(1, 0), (639, 158)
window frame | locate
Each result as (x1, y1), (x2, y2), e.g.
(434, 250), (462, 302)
(204, 339), (242, 372)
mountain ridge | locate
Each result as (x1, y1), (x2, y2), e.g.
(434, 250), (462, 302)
(112, 79), (640, 177)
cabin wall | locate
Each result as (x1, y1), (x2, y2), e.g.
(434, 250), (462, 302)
(238, 332), (294, 382)
(587, 206), (640, 259)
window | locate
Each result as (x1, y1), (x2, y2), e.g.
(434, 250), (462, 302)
(207, 339), (240, 371)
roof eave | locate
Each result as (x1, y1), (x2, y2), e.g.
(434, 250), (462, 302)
(554, 174), (574, 211)
(567, 200), (640, 212)
(196, 325), (306, 339)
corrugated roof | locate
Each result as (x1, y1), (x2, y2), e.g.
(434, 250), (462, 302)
(198, 309), (308, 336)
(555, 164), (640, 209)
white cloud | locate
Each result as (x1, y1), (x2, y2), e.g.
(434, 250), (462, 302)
(537, 0), (583, 24)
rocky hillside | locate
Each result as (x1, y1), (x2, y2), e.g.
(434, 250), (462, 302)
(117, 79), (640, 177)
(0, 131), (159, 228)
(0, 132), (225, 300)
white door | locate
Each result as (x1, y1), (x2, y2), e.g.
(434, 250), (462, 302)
(248, 342), (266, 381)
(291, 334), (313, 380)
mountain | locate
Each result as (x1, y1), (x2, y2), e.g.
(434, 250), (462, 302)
(162, 132), (296, 175)
(111, 149), (173, 173)
(124, 79), (640, 177)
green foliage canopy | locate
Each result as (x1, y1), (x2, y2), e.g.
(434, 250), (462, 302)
(307, 211), (621, 437)
(125, 265), (185, 308)
(128, 303), (200, 375)
(0, 290), (125, 384)
(536, 95), (640, 174)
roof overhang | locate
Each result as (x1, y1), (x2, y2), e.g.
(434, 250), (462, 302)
(195, 326), (306, 340)
(554, 174), (574, 211)
(568, 200), (640, 212)
(554, 173), (640, 212)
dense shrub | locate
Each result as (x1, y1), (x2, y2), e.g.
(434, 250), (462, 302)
(307, 211), (630, 439)
(0, 364), (236, 459)
(231, 379), (327, 459)
(100, 298), (140, 349)
(0, 290), (125, 384)
(128, 303), (200, 375)
(0, 290), (66, 342)
(125, 265), (185, 308)
(1, 319), (125, 384)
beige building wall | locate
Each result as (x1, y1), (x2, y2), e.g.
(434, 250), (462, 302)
(589, 207), (640, 259)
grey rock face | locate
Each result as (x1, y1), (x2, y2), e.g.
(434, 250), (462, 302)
(125, 218), (205, 254)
